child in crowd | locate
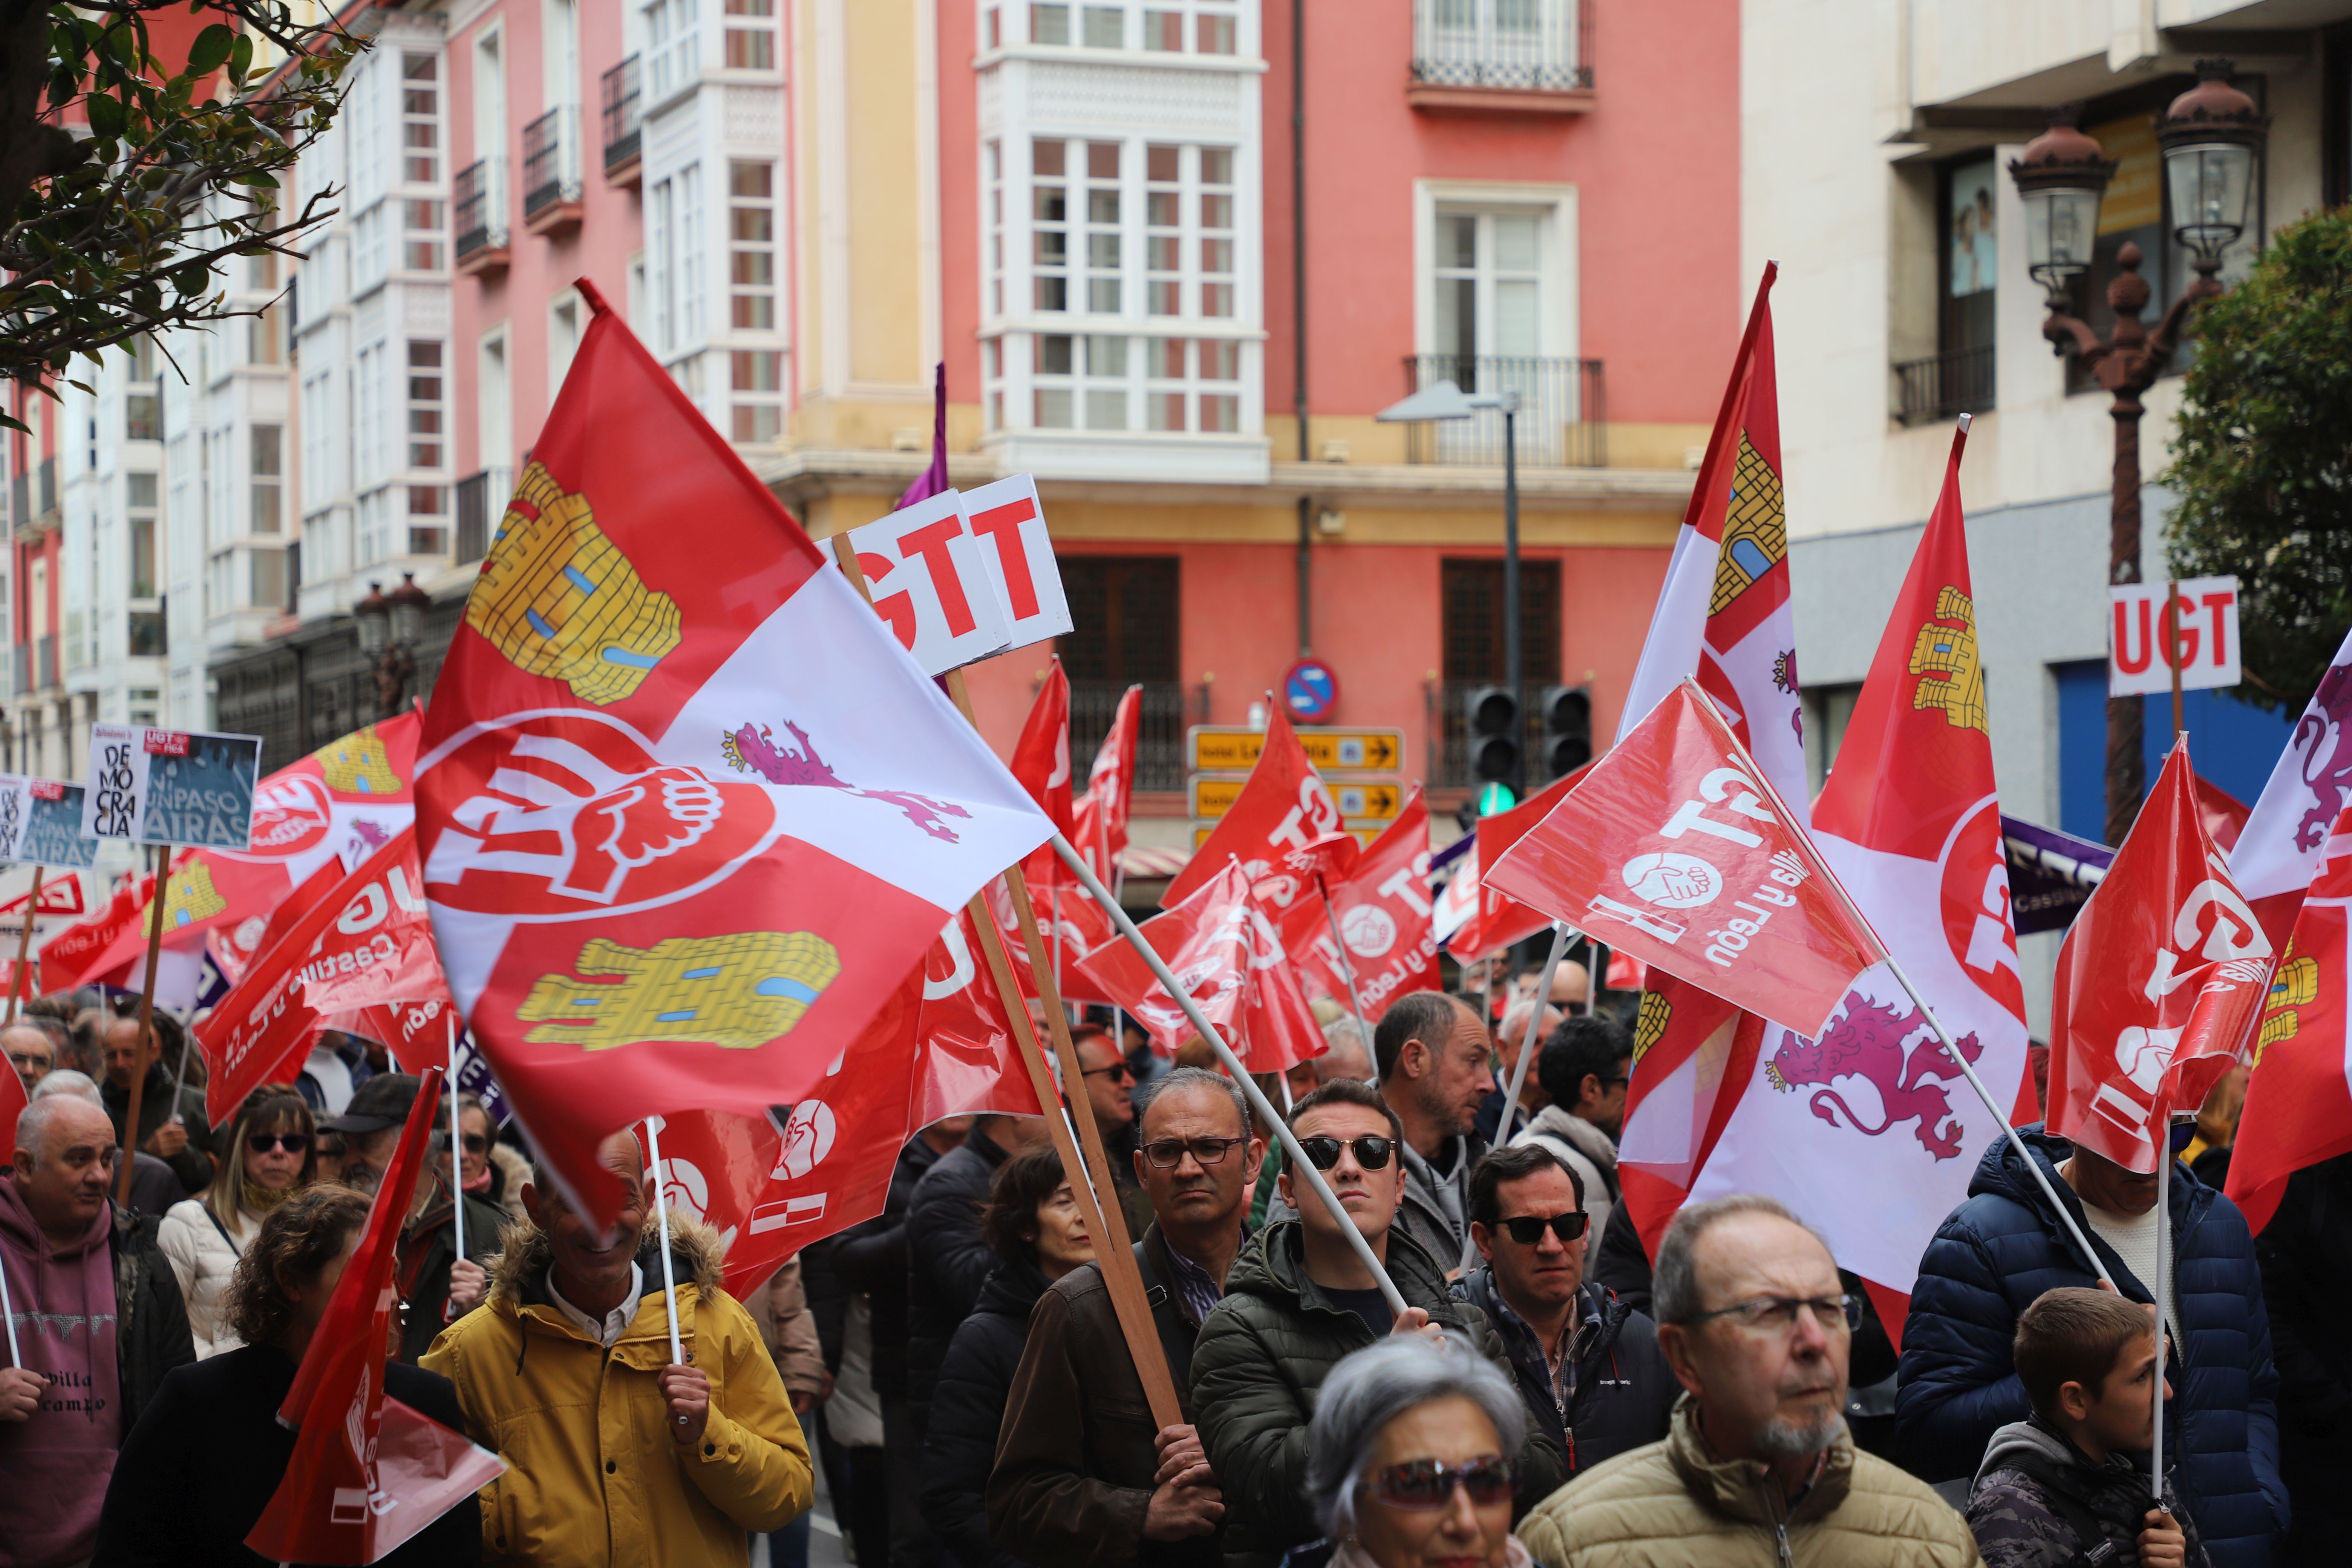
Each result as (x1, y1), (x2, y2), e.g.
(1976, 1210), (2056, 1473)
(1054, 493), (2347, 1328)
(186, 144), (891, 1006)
(1965, 1286), (2204, 1568)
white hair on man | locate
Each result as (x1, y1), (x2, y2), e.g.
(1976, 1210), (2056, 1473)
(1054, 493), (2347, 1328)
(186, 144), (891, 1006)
(29, 1068), (106, 1107)
(1316, 1016), (1374, 1082)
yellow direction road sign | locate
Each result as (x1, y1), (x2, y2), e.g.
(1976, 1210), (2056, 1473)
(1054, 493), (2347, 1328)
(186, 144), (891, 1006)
(1188, 726), (1404, 774)
(1193, 822), (1385, 850)
(1189, 778), (1403, 822)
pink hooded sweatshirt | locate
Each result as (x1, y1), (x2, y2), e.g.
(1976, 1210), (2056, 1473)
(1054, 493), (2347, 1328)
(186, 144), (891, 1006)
(0, 1177), (121, 1568)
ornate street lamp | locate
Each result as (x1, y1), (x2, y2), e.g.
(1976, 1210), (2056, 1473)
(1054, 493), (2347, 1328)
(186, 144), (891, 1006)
(2009, 61), (2267, 845)
(354, 581), (390, 658)
(355, 574), (431, 718)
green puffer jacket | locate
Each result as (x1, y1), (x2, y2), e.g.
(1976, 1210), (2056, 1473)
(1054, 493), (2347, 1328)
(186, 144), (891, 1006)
(1189, 1217), (1569, 1568)
(1515, 1395), (1982, 1568)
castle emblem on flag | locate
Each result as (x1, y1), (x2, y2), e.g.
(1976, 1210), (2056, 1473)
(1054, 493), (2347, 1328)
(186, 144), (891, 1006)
(1633, 990), (1672, 1067)
(2257, 944), (2317, 1062)
(1908, 586), (1987, 732)
(517, 932), (843, 1051)
(722, 719), (973, 842)
(469, 463), (683, 706)
(1710, 435), (1787, 615)
(311, 724), (401, 795)
(1764, 994), (1983, 1160)
(164, 862), (228, 928)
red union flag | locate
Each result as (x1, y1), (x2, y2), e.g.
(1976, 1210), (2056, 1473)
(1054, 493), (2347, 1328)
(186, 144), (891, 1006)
(1441, 769), (1585, 962)
(2227, 805), (2352, 1232)
(1282, 789), (1440, 1019)
(1011, 661), (1074, 885)
(2051, 740), (2274, 1173)
(1072, 684), (1141, 884)
(1164, 709), (1339, 921)
(1483, 679), (1884, 1040)
(40, 870), (154, 992)
(246, 1067), (504, 1563)
(199, 828), (449, 1127)
(416, 285), (1052, 1221)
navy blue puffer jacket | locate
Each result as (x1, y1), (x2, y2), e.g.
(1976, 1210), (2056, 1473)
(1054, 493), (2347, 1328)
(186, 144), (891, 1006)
(1896, 1124), (2286, 1568)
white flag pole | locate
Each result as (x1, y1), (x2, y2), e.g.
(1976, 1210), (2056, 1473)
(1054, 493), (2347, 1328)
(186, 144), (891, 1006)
(2151, 1121), (2172, 1505)
(642, 1115), (686, 1366)
(1317, 877), (1375, 1068)
(1500, 923), (1573, 1144)
(0, 1244), (18, 1366)
(1051, 830), (1407, 1315)
(446, 1015), (465, 1266)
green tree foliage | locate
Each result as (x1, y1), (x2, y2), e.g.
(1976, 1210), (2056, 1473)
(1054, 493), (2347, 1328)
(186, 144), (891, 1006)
(2164, 208), (2352, 715)
(1, 0), (359, 419)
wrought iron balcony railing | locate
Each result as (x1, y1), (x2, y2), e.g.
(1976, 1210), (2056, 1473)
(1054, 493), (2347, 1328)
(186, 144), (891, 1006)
(602, 57), (642, 175)
(1400, 354), (1607, 468)
(522, 106), (582, 220)
(1412, 0), (1591, 93)
(453, 158), (508, 263)
(1894, 343), (1995, 426)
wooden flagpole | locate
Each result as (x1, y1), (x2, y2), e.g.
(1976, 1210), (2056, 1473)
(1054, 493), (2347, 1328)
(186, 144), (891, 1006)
(5, 865), (41, 1024)
(830, 534), (1183, 1428)
(115, 844), (170, 1206)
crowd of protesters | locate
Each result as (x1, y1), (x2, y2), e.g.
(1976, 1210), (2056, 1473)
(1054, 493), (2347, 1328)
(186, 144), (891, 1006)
(1, 971), (2344, 1568)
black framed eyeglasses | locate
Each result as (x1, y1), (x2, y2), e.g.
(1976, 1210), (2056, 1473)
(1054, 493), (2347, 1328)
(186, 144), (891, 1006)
(1296, 1134), (1395, 1171)
(1498, 1211), (1589, 1246)
(247, 1132), (311, 1154)
(1681, 1294), (1862, 1334)
(1141, 1135), (1246, 1168)
(1360, 1455), (1517, 1510)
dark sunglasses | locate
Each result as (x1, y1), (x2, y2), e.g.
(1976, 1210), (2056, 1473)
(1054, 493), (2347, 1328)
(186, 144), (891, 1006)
(1498, 1210), (1590, 1246)
(1141, 1135), (1246, 1168)
(460, 1133), (490, 1154)
(1080, 1061), (1135, 1083)
(1362, 1455), (1517, 1510)
(247, 1132), (311, 1154)
(1296, 1134), (1394, 1171)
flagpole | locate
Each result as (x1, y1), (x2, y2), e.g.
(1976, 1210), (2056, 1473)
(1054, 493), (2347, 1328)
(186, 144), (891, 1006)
(1500, 923), (1572, 1145)
(1053, 830), (1408, 1315)
(116, 844), (169, 1208)
(1317, 877), (1374, 1065)
(0, 1240), (18, 1366)
(2151, 1116), (2172, 1507)
(447, 1015), (465, 1268)
(6, 866), (42, 1024)
(642, 1114), (686, 1367)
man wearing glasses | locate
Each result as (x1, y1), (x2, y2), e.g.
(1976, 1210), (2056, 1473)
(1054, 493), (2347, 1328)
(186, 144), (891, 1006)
(1453, 1145), (1675, 1482)
(1189, 1078), (1565, 1568)
(1516, 1194), (1979, 1566)
(989, 1066), (1264, 1568)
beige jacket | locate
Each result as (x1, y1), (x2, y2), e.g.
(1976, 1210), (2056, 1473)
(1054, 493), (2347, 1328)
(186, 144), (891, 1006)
(756, 1256), (827, 1401)
(1516, 1397), (1982, 1568)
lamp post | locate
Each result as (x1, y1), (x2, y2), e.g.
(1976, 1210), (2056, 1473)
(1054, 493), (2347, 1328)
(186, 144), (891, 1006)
(355, 573), (432, 718)
(2009, 60), (2267, 846)
(1377, 378), (1522, 801)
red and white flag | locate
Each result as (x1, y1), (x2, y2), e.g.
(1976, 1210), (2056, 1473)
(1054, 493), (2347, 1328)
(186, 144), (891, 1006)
(2227, 804), (2352, 1232)
(2227, 625), (2352, 949)
(2050, 740), (2273, 1173)
(38, 870), (154, 993)
(1072, 684), (1142, 885)
(1443, 769), (1586, 962)
(1694, 422), (2030, 1320)
(1484, 680), (1883, 1038)
(1078, 858), (1323, 1071)
(199, 829), (449, 1128)
(1164, 709), (1340, 924)
(415, 286), (1053, 1222)
(246, 1067), (504, 1563)
(1011, 662), (1075, 887)
(1282, 789), (1440, 1020)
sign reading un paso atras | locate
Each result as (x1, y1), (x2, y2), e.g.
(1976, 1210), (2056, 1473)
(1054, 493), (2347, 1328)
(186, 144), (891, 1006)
(82, 725), (263, 850)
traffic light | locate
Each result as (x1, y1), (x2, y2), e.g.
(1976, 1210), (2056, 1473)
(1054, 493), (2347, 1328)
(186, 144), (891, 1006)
(1538, 685), (1592, 779)
(1464, 685), (1521, 793)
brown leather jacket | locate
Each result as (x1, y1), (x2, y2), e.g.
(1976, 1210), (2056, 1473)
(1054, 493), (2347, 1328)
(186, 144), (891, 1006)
(986, 1225), (1222, 1568)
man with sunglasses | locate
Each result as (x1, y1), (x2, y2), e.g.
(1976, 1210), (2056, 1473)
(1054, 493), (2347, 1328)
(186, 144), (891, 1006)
(1075, 1021), (1156, 1240)
(1517, 1193), (1979, 1567)
(1453, 1145), (1675, 1482)
(1191, 1078), (1565, 1568)
(991, 1067), (1264, 1568)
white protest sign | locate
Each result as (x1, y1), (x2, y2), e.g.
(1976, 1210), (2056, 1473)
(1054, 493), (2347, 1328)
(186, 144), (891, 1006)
(83, 725), (264, 849)
(2109, 577), (2241, 698)
(0, 775), (99, 869)
(845, 490), (1015, 676)
(960, 473), (1074, 654)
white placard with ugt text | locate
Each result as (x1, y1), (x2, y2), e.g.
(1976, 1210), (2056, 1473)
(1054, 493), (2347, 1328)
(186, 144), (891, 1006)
(84, 725), (265, 850)
(845, 475), (1073, 677)
(2109, 577), (2241, 698)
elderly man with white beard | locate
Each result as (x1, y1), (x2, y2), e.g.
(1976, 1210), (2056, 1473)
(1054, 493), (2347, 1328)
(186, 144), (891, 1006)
(1514, 1196), (1981, 1567)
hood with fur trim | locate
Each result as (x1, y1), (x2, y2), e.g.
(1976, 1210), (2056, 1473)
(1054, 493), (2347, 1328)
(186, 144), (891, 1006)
(488, 1208), (729, 1311)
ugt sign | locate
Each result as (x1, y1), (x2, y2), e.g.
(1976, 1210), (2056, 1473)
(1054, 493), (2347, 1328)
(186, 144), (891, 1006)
(2109, 577), (2240, 698)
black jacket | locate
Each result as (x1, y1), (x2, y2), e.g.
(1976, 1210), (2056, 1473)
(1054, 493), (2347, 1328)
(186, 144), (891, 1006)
(392, 1188), (509, 1364)
(922, 1259), (1052, 1568)
(2254, 1150), (2352, 1551)
(101, 1065), (217, 1196)
(832, 1133), (948, 1395)
(907, 1124), (1015, 1421)
(1587, 1201), (1654, 1314)
(90, 1343), (482, 1567)
(110, 1205), (197, 1438)
(1449, 1269), (1675, 1475)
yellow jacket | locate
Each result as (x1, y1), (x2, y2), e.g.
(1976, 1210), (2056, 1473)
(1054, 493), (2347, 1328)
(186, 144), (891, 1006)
(422, 1214), (812, 1567)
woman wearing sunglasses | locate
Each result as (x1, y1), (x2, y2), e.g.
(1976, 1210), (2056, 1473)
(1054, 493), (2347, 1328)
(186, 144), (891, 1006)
(1296, 1334), (1534, 1568)
(155, 1084), (317, 1358)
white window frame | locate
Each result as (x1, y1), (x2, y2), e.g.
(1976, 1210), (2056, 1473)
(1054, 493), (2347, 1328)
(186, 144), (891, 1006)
(1411, 179), (1579, 362)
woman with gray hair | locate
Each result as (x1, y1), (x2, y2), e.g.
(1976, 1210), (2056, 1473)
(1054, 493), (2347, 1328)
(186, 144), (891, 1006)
(1297, 1334), (1536, 1568)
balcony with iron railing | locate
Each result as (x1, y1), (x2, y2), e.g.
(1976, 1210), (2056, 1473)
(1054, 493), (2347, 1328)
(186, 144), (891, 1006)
(522, 106), (583, 234)
(602, 57), (642, 183)
(453, 158), (510, 274)
(455, 467), (513, 566)
(1400, 355), (1607, 468)
(1893, 343), (1995, 426)
(1069, 679), (1192, 795)
(1410, 0), (1592, 112)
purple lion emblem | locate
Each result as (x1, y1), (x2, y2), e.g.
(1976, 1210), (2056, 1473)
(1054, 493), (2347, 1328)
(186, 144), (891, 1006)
(721, 719), (972, 844)
(2293, 662), (2352, 851)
